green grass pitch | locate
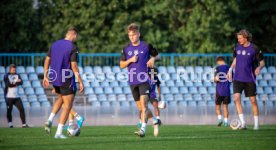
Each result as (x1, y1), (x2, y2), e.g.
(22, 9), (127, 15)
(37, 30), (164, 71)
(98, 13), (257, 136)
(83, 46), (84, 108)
(0, 125), (276, 150)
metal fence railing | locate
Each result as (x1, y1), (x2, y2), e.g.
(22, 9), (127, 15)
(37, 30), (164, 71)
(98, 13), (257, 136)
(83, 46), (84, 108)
(0, 53), (275, 67)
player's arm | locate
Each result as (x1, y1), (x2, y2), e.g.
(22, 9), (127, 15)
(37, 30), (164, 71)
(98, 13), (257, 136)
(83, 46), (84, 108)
(254, 48), (265, 76)
(71, 62), (84, 93)
(157, 78), (161, 100)
(229, 47), (237, 70)
(157, 85), (161, 100)
(3, 75), (8, 99)
(43, 48), (51, 87)
(229, 58), (236, 70)
(147, 44), (159, 68)
(119, 48), (137, 69)
(258, 60), (265, 70)
(43, 56), (51, 87)
(214, 67), (219, 83)
(15, 74), (23, 85)
(70, 46), (84, 93)
(227, 48), (236, 80)
(4, 74), (16, 87)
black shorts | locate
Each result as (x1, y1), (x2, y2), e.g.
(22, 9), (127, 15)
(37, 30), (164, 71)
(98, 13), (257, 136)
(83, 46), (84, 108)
(233, 80), (256, 97)
(215, 95), (231, 105)
(53, 86), (76, 96)
(5, 98), (21, 105)
(130, 83), (150, 101)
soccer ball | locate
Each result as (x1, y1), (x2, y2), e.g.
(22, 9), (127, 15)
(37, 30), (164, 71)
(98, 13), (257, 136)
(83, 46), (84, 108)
(158, 100), (167, 109)
(230, 119), (241, 130)
(67, 124), (80, 136)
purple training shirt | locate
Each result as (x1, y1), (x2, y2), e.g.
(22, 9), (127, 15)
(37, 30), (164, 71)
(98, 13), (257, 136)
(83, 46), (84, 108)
(120, 41), (158, 85)
(233, 43), (264, 83)
(47, 39), (78, 88)
(215, 65), (231, 97)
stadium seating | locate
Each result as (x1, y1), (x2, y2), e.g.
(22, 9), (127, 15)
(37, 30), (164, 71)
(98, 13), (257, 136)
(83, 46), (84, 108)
(0, 65), (275, 108)
(0, 66), (5, 74)
(29, 73), (38, 81)
(35, 66), (44, 74)
(268, 66), (276, 73)
(26, 66), (35, 74)
(20, 74), (29, 81)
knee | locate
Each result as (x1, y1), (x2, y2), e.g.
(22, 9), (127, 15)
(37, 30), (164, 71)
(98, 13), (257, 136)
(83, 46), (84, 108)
(19, 107), (25, 112)
(234, 98), (241, 104)
(62, 103), (72, 110)
(7, 107), (12, 112)
(251, 99), (257, 105)
(234, 95), (240, 101)
(136, 104), (142, 112)
(152, 102), (158, 108)
(141, 107), (148, 113)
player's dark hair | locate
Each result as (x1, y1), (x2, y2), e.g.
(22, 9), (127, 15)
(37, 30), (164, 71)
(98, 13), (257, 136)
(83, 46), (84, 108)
(216, 56), (225, 62)
(127, 23), (140, 32)
(236, 29), (252, 42)
(67, 27), (78, 34)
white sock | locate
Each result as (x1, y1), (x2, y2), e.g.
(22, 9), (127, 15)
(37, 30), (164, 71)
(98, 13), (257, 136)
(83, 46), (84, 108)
(75, 113), (81, 120)
(254, 116), (259, 128)
(224, 118), (228, 123)
(69, 120), (74, 126)
(156, 116), (160, 120)
(56, 123), (64, 135)
(218, 115), (222, 120)
(8, 122), (13, 127)
(239, 114), (246, 125)
(48, 113), (55, 122)
(141, 123), (147, 132)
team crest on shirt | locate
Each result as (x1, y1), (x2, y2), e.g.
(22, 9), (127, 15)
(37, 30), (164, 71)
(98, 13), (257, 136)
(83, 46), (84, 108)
(8, 75), (18, 84)
(128, 51), (133, 56)
(242, 50), (246, 55)
(237, 50), (241, 55)
(134, 49), (139, 55)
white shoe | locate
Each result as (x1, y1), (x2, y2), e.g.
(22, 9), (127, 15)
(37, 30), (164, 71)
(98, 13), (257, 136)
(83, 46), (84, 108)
(253, 126), (259, 130)
(153, 124), (159, 137)
(153, 118), (158, 125)
(54, 134), (67, 139)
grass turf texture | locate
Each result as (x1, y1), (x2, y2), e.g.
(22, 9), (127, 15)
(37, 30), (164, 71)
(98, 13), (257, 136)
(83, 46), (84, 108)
(0, 125), (276, 150)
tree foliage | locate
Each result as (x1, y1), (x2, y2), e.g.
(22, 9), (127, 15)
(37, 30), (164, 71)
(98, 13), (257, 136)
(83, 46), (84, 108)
(0, 0), (275, 53)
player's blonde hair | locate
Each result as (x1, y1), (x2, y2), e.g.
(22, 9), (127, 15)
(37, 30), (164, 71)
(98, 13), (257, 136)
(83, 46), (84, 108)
(127, 23), (140, 33)
(236, 29), (252, 42)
